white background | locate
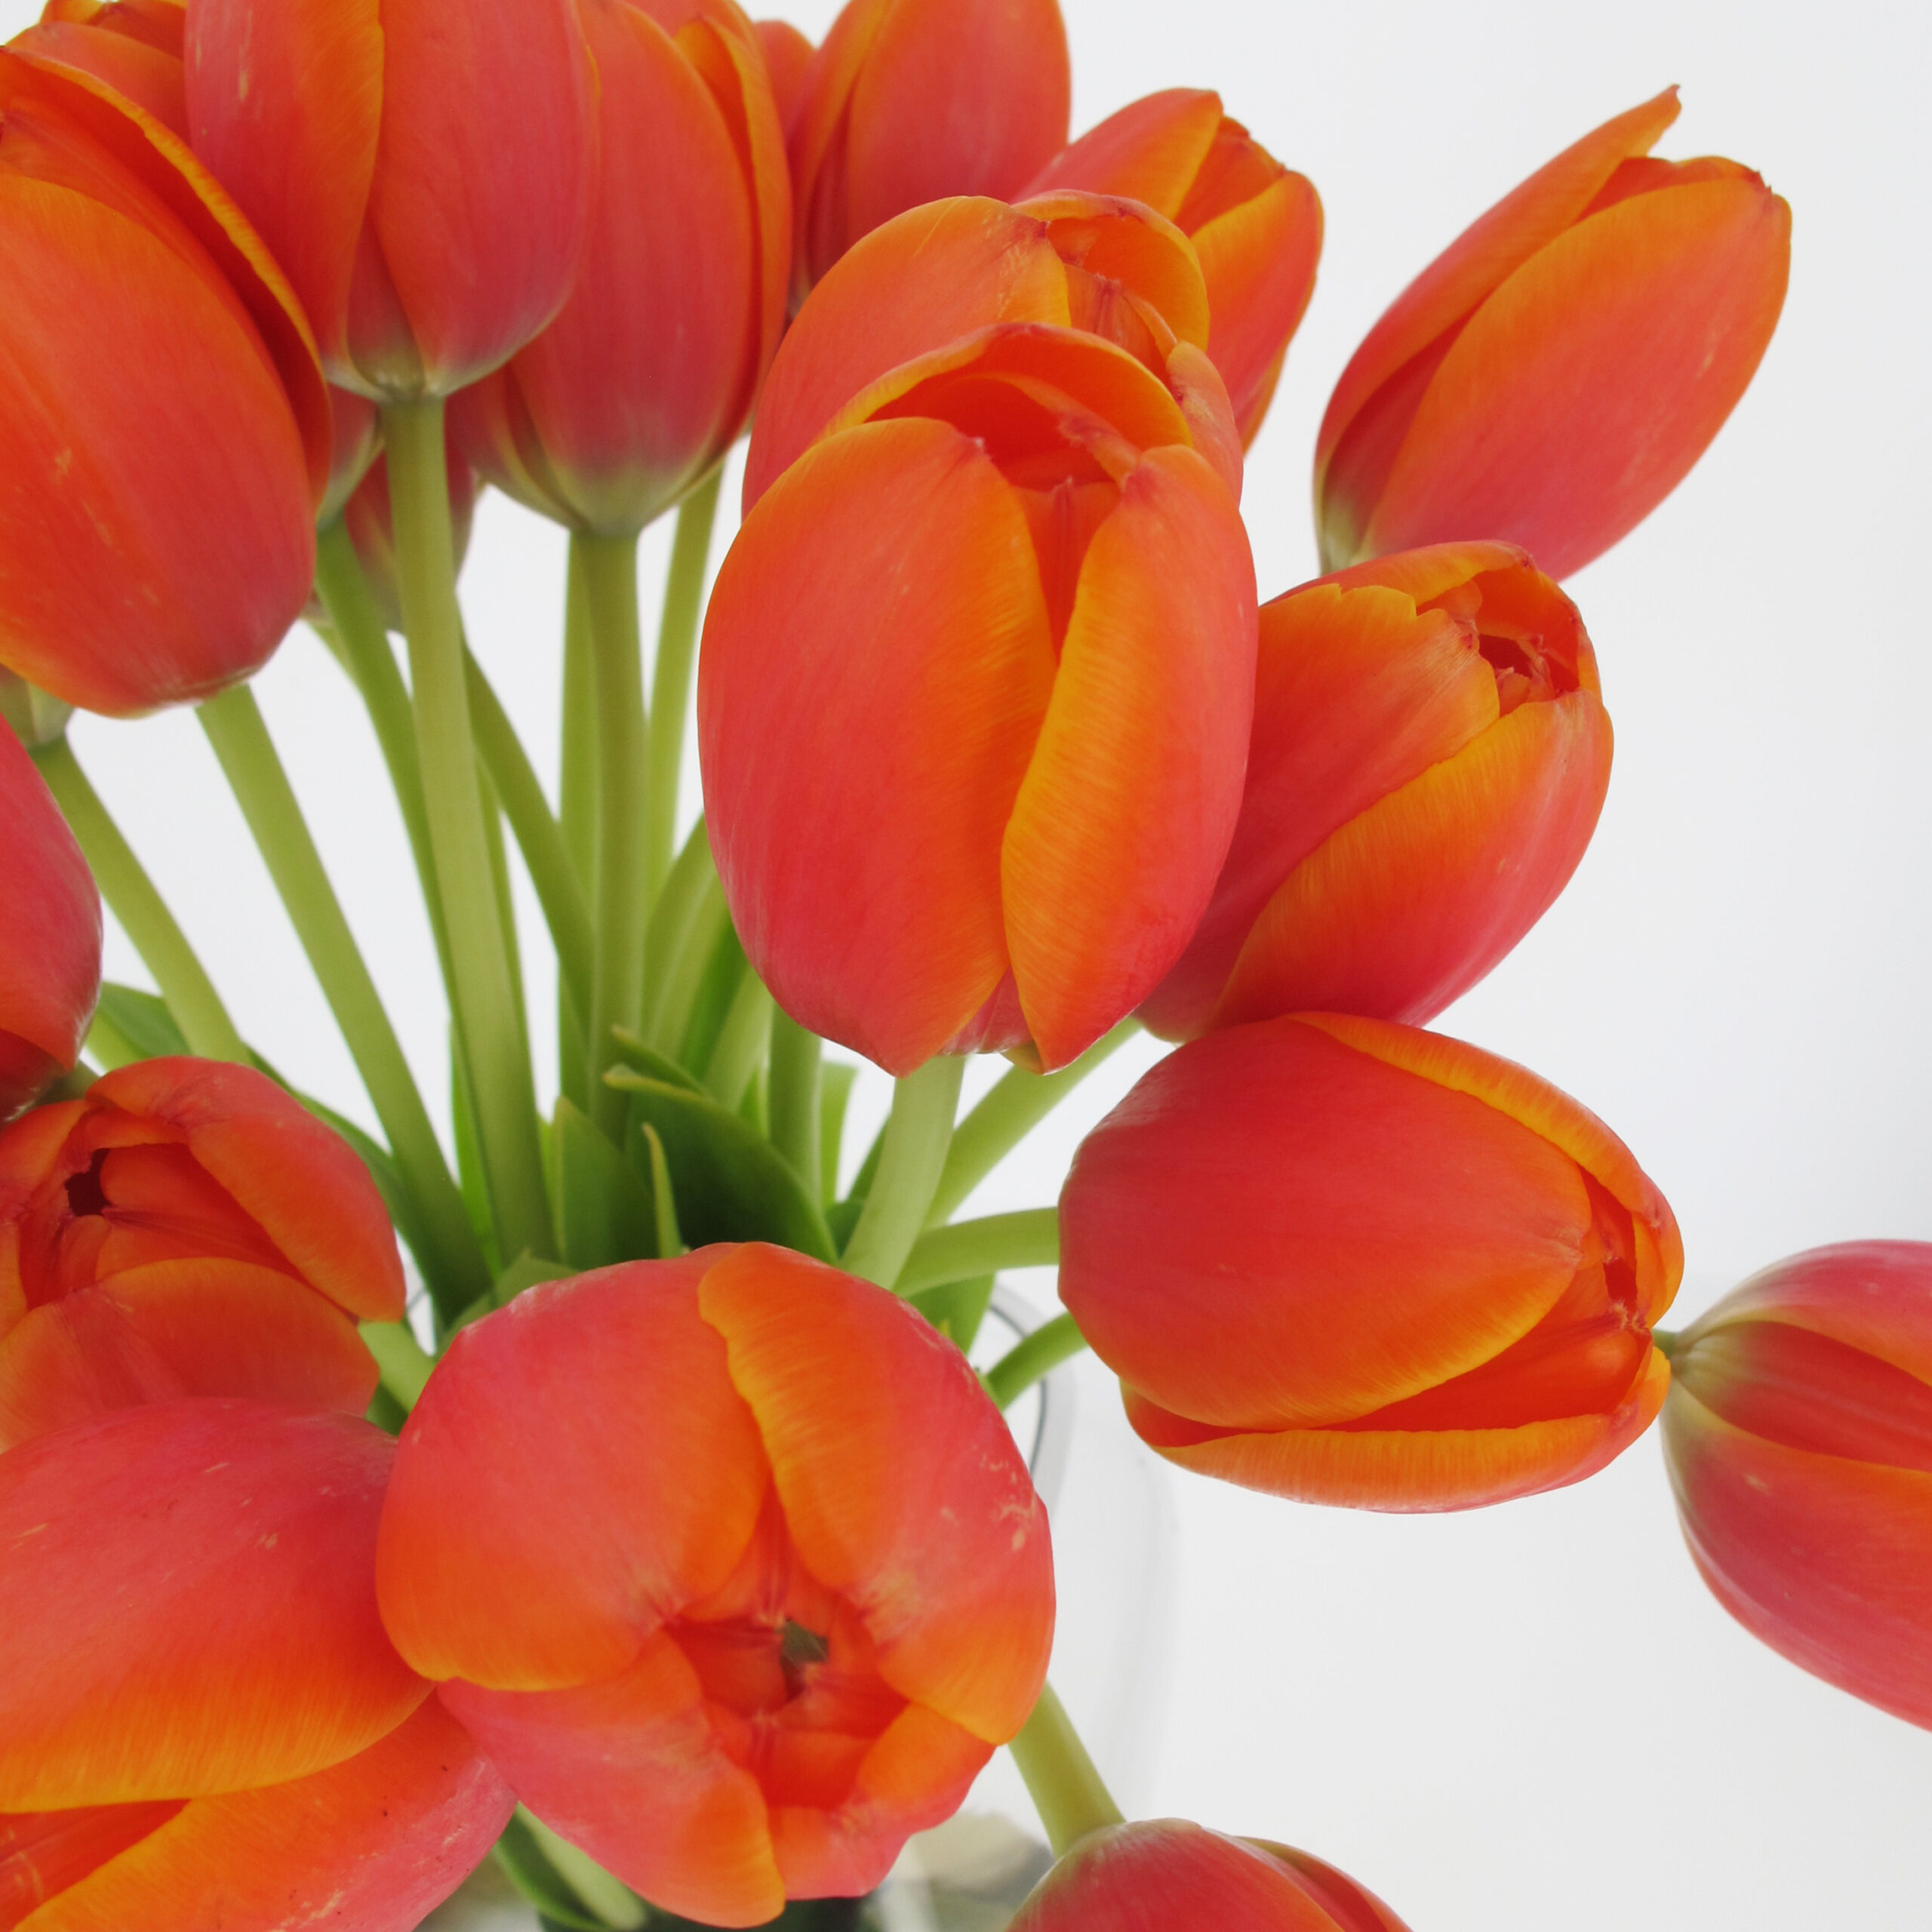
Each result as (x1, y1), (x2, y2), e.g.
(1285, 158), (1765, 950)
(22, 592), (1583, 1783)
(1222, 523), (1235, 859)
(10, 0), (1931, 1924)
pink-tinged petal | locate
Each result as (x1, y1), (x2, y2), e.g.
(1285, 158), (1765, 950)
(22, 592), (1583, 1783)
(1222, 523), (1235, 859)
(1361, 174), (1792, 578)
(18, 1700), (513, 1932)
(377, 1255), (769, 1692)
(700, 417), (1054, 1074)
(746, 196), (1069, 506)
(1130, 1347), (1669, 1512)
(1257, 1841), (1419, 1932)
(698, 1245), (1053, 1742)
(1021, 89), (1224, 217)
(0, 1263), (378, 1450)
(0, 1400), (424, 1809)
(440, 1635), (783, 1930)
(1001, 445), (1255, 1070)
(753, 18), (813, 131)
(1212, 688), (1612, 1030)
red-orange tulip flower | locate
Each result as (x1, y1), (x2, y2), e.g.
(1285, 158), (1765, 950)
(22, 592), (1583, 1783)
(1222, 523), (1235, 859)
(0, 1398), (513, 1930)
(1663, 1241), (1932, 1728)
(1025, 89), (1322, 443)
(0, 731), (100, 1125)
(0, 1057), (402, 1449)
(1060, 1014), (1682, 1510)
(754, 17), (812, 129)
(186, 0), (596, 399)
(1009, 1821), (1414, 1932)
(0, 50), (329, 715)
(713, 195), (1255, 1075)
(377, 1244), (1055, 1927)
(788, 0), (1069, 299)
(8, 0), (185, 135)
(450, 0), (789, 535)
(1141, 543), (1611, 1041)
(321, 384), (381, 528)
(1315, 88), (1791, 580)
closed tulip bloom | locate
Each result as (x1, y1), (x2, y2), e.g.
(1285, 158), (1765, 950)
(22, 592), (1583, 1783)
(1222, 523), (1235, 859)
(1142, 543), (1611, 1041)
(320, 385), (381, 528)
(1010, 1821), (1414, 1932)
(0, 732), (100, 1125)
(1315, 88), (1790, 580)
(450, 0), (789, 535)
(8, 0), (185, 136)
(712, 195), (1255, 1074)
(186, 0), (596, 399)
(0, 1057), (403, 1449)
(0, 51), (329, 715)
(1060, 1014), (1682, 1510)
(377, 1245), (1054, 1927)
(1025, 89), (1322, 442)
(789, 0), (1070, 299)
(0, 1399), (512, 1930)
(1663, 1242), (1932, 1728)
(754, 17), (812, 129)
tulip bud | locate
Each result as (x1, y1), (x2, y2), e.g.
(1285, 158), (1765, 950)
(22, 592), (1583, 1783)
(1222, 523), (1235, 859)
(1142, 543), (1611, 1041)
(8, 0), (186, 135)
(754, 17), (813, 129)
(318, 384), (381, 529)
(186, 0), (596, 399)
(449, 0), (789, 536)
(789, 0), (1071, 299)
(1662, 1242), (1932, 1728)
(0, 727), (100, 1126)
(1060, 1014), (1682, 1510)
(1025, 89), (1323, 442)
(0, 1398), (513, 1927)
(377, 1244), (1056, 1928)
(0, 50), (329, 715)
(1316, 87), (1790, 580)
(0, 1057), (404, 1448)
(1010, 1821), (1414, 1932)
(711, 194), (1256, 1075)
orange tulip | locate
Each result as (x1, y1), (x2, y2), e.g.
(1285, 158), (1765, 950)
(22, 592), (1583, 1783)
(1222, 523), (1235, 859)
(712, 195), (1256, 1075)
(377, 1245), (1055, 1927)
(0, 49), (329, 715)
(320, 384), (381, 527)
(0, 1398), (512, 1930)
(1315, 88), (1790, 580)
(754, 17), (812, 130)
(0, 1057), (403, 1450)
(186, 0), (596, 399)
(449, 0), (789, 535)
(1141, 543), (1611, 1041)
(0, 732), (100, 1126)
(1663, 1242), (1932, 1728)
(788, 0), (1070, 299)
(8, 0), (185, 136)
(1024, 89), (1322, 443)
(1009, 1821), (1414, 1932)
(1060, 1014), (1682, 1510)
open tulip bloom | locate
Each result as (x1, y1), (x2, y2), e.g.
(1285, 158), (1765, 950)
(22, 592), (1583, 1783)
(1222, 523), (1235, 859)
(3, 0), (1884, 1924)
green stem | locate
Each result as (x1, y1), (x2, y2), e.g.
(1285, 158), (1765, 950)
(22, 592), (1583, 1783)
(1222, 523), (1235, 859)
(576, 531), (648, 1139)
(840, 1057), (967, 1289)
(385, 398), (552, 1263)
(645, 468), (721, 909)
(361, 1318), (435, 1412)
(650, 869), (729, 1060)
(32, 737), (248, 1063)
(478, 765), (529, 1055)
(929, 1020), (1138, 1226)
(558, 543), (594, 1111)
(898, 1208), (1059, 1294)
(1653, 1327), (1683, 1361)
(768, 1008), (823, 1187)
(1008, 1684), (1124, 1857)
(703, 968), (773, 1111)
(642, 818), (716, 1035)
(196, 684), (488, 1313)
(465, 648), (592, 1023)
(985, 1312), (1086, 1409)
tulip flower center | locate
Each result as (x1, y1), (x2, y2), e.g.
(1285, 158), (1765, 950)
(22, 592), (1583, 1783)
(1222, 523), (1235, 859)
(1476, 627), (1567, 715)
(0, 1800), (184, 1928)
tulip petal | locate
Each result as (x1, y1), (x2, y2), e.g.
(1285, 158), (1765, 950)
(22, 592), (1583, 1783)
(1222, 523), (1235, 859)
(0, 1401), (423, 1809)
(1000, 445), (1256, 1069)
(698, 1244), (1053, 1743)
(1021, 89), (1225, 218)
(10, 20), (188, 138)
(1017, 190), (1211, 353)
(1212, 688), (1612, 1029)
(700, 417), (1056, 1073)
(17, 1700), (512, 1932)
(1130, 1346), (1669, 1511)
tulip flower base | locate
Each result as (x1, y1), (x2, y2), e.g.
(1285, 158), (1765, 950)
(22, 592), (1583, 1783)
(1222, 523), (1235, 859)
(9, 5), (1909, 1932)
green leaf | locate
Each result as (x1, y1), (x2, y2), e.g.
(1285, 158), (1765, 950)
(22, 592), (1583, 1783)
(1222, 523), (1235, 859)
(908, 1274), (997, 1352)
(638, 1121), (683, 1257)
(817, 1060), (857, 1204)
(825, 1195), (866, 1251)
(85, 983), (189, 1069)
(492, 1820), (613, 1932)
(621, 1076), (835, 1262)
(551, 1095), (658, 1270)
(450, 1025), (502, 1275)
(608, 1027), (705, 1094)
(677, 915), (748, 1078)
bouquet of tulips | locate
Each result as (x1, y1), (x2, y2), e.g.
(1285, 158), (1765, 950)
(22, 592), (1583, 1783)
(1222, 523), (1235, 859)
(2, 1), (1922, 1927)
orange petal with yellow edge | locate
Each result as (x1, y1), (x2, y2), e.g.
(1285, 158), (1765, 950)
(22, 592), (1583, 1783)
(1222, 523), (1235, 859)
(0, 1399), (424, 1810)
(1021, 89), (1225, 218)
(700, 417), (1055, 1074)
(1001, 445), (1255, 1070)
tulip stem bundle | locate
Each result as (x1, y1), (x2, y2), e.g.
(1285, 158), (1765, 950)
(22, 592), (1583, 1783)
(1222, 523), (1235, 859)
(840, 1056), (968, 1287)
